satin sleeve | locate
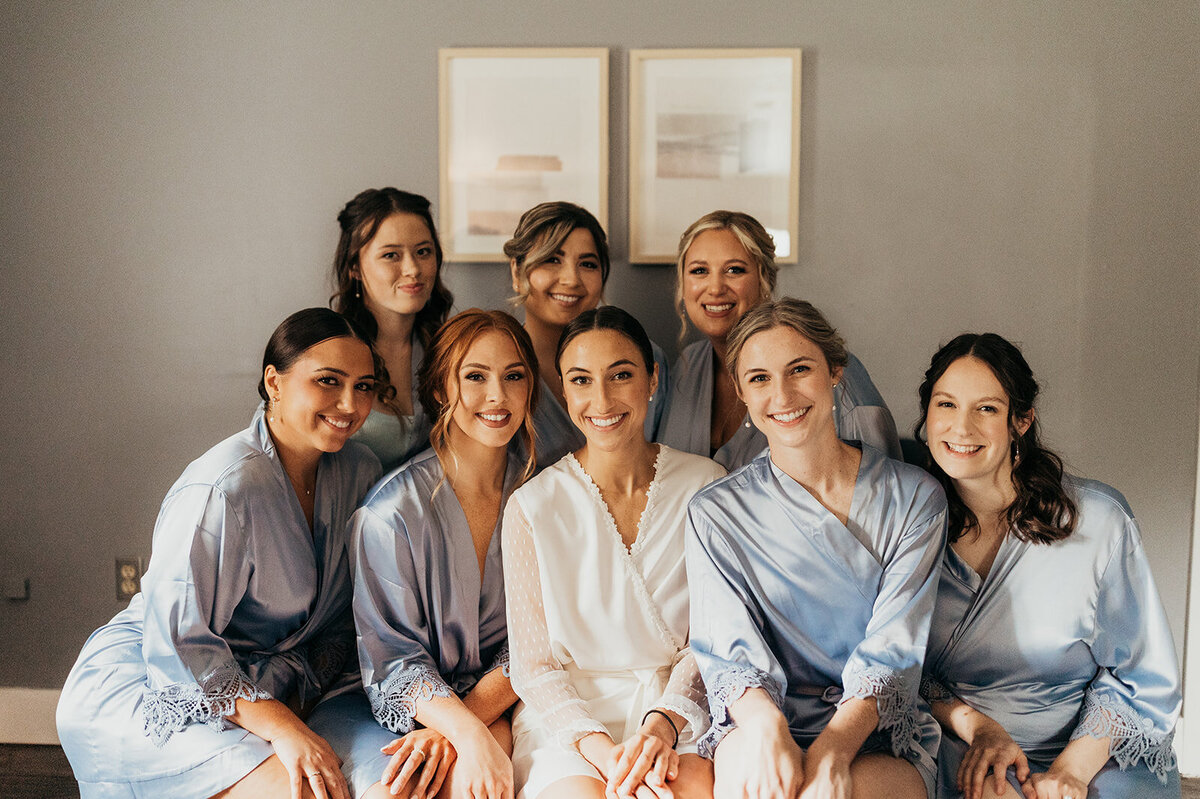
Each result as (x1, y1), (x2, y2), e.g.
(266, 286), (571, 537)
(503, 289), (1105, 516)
(1070, 515), (1180, 781)
(685, 504), (787, 758)
(502, 500), (608, 747)
(839, 502), (946, 759)
(139, 484), (271, 745)
(352, 504), (453, 734)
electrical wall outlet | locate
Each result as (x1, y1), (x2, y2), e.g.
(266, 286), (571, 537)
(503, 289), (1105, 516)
(115, 558), (142, 601)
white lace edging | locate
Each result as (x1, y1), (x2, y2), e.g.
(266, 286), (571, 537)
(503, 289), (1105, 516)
(919, 674), (956, 704)
(489, 643), (511, 679)
(556, 717), (611, 749)
(655, 693), (709, 745)
(1071, 691), (1177, 782)
(366, 662), (452, 734)
(697, 665), (782, 759)
(141, 661), (271, 746)
(843, 664), (920, 759)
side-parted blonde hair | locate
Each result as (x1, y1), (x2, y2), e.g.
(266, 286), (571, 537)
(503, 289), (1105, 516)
(674, 210), (780, 340)
(503, 202), (610, 306)
(417, 309), (539, 486)
(724, 297), (848, 386)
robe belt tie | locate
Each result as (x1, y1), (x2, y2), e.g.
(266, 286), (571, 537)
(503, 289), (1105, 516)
(794, 684), (844, 703)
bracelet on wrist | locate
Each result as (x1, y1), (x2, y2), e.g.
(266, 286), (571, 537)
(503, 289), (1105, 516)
(641, 708), (679, 749)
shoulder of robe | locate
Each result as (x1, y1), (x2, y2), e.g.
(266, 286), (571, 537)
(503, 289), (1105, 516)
(686, 455), (768, 517)
(165, 426), (274, 503)
(510, 453), (574, 506)
(865, 444), (948, 518)
(359, 448), (441, 525)
(1063, 474), (1140, 553)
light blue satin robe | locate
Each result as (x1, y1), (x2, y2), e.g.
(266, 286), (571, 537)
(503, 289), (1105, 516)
(657, 339), (903, 469)
(529, 339), (670, 470)
(56, 410), (381, 799)
(923, 475), (1181, 798)
(308, 449), (517, 798)
(351, 338), (429, 472)
(686, 445), (946, 797)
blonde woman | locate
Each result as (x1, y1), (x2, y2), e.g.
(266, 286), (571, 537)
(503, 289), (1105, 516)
(657, 210), (900, 469)
(686, 298), (944, 799)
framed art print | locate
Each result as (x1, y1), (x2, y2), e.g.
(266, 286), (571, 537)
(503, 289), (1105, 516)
(439, 48), (609, 262)
(629, 48), (801, 263)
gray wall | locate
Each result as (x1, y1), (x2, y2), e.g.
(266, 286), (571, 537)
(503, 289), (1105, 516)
(1, 2), (1197, 689)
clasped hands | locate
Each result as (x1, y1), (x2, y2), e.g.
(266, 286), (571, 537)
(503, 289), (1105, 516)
(958, 723), (1088, 799)
(580, 712), (681, 799)
(378, 726), (513, 799)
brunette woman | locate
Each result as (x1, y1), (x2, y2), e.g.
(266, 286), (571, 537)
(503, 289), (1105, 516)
(308, 310), (539, 799)
(332, 188), (454, 471)
(504, 307), (724, 799)
(918, 334), (1180, 799)
(57, 308), (383, 799)
(657, 210), (901, 469)
(504, 202), (668, 468)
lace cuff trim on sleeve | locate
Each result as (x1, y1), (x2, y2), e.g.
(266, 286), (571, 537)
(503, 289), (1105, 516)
(1071, 690), (1177, 782)
(842, 663), (920, 759)
(655, 694), (709, 745)
(141, 660), (271, 746)
(487, 643), (511, 680)
(919, 674), (956, 704)
(696, 664), (782, 759)
(366, 662), (453, 734)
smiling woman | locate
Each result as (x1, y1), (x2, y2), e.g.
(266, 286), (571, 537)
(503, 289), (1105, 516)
(331, 188), (455, 472)
(657, 210), (902, 469)
(305, 309), (538, 799)
(917, 334), (1182, 799)
(686, 297), (944, 799)
(504, 307), (725, 799)
(56, 308), (383, 799)
(503, 203), (670, 469)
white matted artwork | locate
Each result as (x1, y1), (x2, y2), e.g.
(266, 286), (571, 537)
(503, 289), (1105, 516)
(439, 48), (609, 262)
(629, 49), (801, 263)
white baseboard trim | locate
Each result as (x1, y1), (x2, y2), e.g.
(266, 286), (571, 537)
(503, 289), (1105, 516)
(1179, 715), (1199, 778)
(0, 688), (60, 744)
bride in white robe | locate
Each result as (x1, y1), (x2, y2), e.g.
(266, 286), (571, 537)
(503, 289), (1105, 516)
(502, 307), (724, 799)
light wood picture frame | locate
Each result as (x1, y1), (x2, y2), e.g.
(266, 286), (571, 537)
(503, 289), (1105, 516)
(439, 47), (609, 262)
(629, 48), (801, 264)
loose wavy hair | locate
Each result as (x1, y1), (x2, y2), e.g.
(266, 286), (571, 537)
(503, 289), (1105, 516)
(915, 333), (1077, 544)
(674, 210), (779, 342)
(417, 309), (539, 486)
(503, 202), (610, 305)
(330, 187), (454, 349)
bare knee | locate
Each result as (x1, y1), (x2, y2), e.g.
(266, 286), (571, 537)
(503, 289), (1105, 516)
(534, 775), (607, 799)
(670, 753), (715, 799)
(848, 752), (925, 799)
(211, 755), (324, 799)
